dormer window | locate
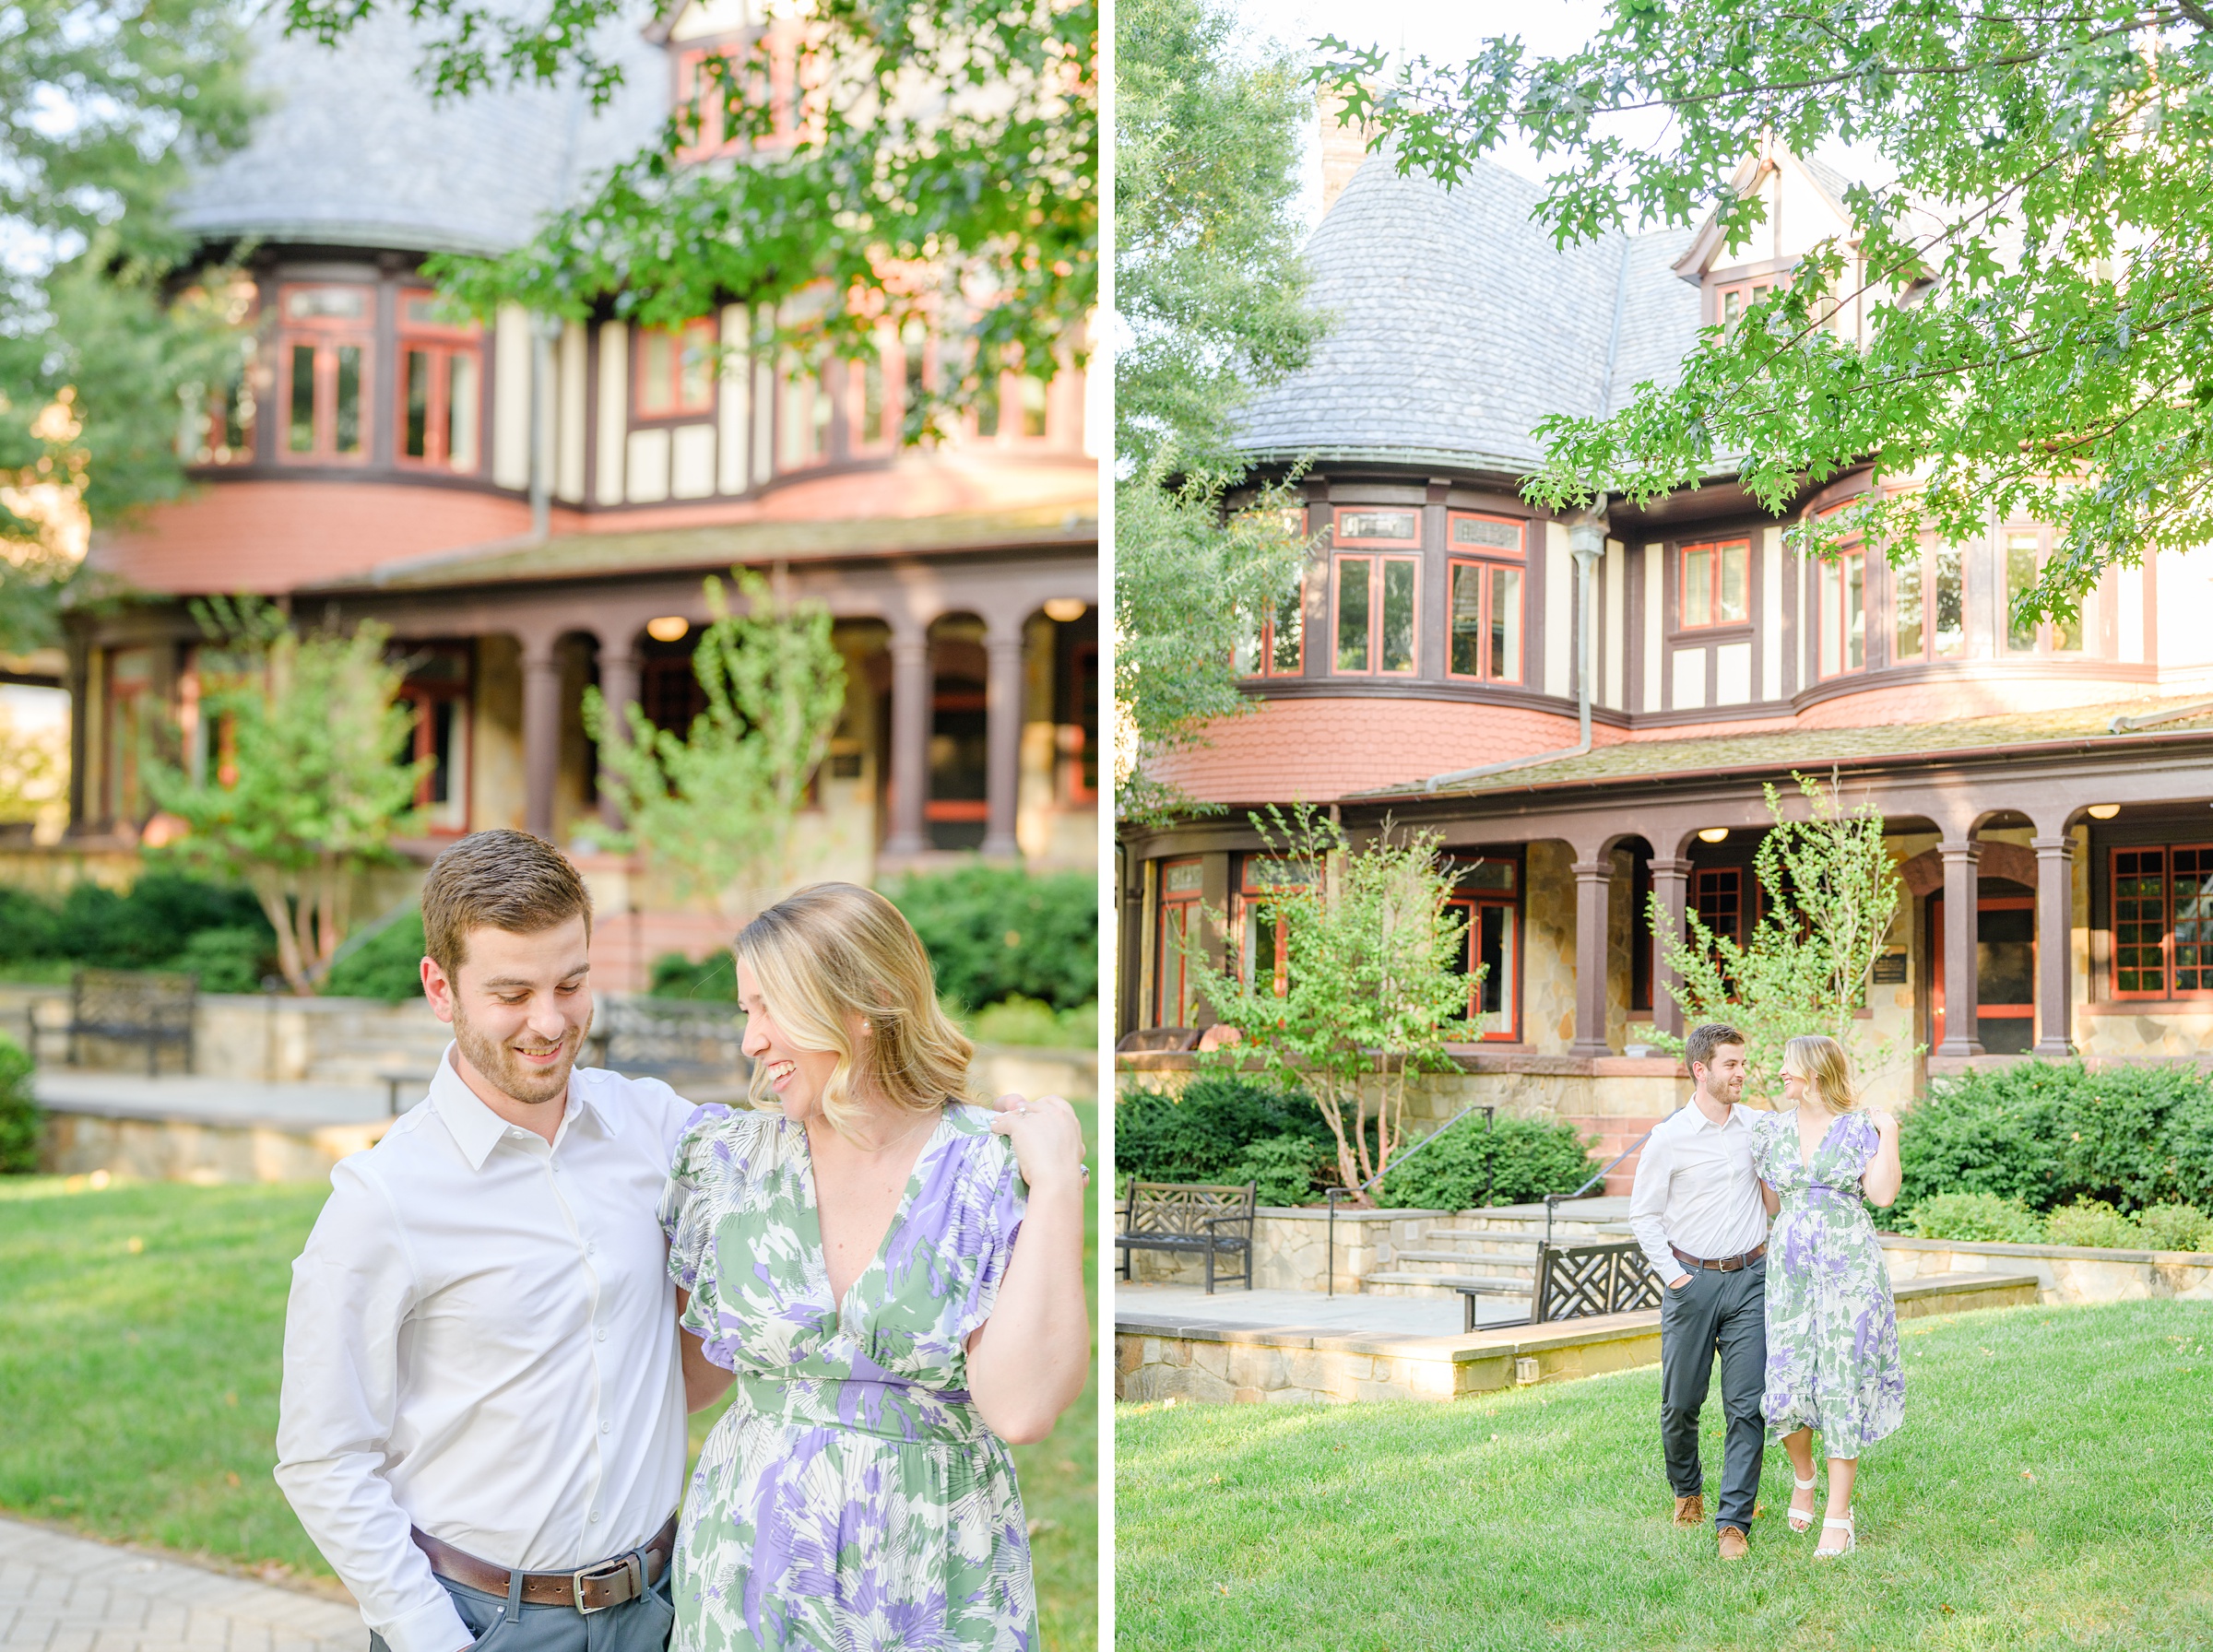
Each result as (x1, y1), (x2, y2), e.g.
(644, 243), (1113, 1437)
(1679, 538), (1749, 629)
(1713, 276), (1781, 336)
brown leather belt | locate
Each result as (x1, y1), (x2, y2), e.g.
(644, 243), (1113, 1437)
(410, 1512), (679, 1614)
(1671, 1241), (1767, 1273)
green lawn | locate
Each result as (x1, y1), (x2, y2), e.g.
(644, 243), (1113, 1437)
(0, 1103), (1097, 1647)
(1118, 1299), (2213, 1652)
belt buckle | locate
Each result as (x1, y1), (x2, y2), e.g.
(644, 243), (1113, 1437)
(571, 1553), (641, 1614)
(1718, 1254), (1740, 1272)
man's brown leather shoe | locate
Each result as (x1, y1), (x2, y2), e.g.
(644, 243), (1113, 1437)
(1673, 1494), (1704, 1528)
(1718, 1525), (1749, 1560)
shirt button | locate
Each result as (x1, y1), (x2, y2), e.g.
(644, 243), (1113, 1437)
(589, 1510), (600, 1524)
(600, 1420), (610, 1434)
(597, 1328), (607, 1341)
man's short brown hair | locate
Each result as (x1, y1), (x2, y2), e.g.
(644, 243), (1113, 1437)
(421, 830), (593, 976)
(1684, 1021), (1746, 1079)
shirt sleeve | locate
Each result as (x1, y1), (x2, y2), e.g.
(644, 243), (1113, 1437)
(1626, 1123), (1683, 1284)
(273, 1160), (472, 1652)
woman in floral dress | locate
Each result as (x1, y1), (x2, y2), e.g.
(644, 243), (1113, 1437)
(660, 882), (1089, 1651)
(1753, 1034), (1906, 1557)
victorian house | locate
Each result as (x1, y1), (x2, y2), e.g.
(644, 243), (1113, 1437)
(64, 2), (1097, 984)
(1116, 134), (2213, 1156)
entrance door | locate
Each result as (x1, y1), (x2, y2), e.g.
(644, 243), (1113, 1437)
(1930, 893), (2035, 1053)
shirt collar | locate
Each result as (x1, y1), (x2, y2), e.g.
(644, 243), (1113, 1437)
(428, 1044), (603, 1171)
(1682, 1098), (1744, 1133)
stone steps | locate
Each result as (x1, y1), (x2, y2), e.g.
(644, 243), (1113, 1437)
(1364, 1272), (1532, 1299)
(1386, 1248), (1540, 1281)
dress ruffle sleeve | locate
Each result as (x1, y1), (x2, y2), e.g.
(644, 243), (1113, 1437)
(951, 1129), (1028, 1347)
(659, 1102), (735, 1293)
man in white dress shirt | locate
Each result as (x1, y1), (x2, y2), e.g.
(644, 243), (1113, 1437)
(276, 831), (704, 1652)
(1627, 1021), (1769, 1561)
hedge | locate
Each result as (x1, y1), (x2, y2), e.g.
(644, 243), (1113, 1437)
(1897, 1060), (2213, 1216)
(882, 865), (1096, 1010)
(1377, 1115), (1601, 1210)
(0, 872), (273, 976)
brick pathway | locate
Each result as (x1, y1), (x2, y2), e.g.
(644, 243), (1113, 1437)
(0, 1519), (359, 1652)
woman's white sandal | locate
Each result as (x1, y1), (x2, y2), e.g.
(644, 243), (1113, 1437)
(1814, 1511), (1855, 1557)
(1786, 1474), (1819, 1533)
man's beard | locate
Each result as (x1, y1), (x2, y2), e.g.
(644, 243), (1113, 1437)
(452, 997), (590, 1106)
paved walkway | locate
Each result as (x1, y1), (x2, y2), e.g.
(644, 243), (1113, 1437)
(31, 1074), (395, 1130)
(1114, 1284), (1530, 1336)
(0, 1518), (360, 1652)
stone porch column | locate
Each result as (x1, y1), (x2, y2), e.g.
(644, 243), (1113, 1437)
(1936, 839), (1983, 1056)
(597, 646), (641, 831)
(2032, 833), (2076, 1056)
(1569, 857), (1614, 1056)
(982, 628), (1024, 859)
(884, 630), (929, 856)
(1649, 856), (1691, 1038)
(522, 641), (562, 843)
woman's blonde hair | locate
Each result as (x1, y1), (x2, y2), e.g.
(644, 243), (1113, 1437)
(734, 881), (976, 1135)
(1781, 1034), (1858, 1113)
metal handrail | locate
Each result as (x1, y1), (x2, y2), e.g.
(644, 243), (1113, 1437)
(1542, 1123), (1659, 1245)
(1324, 1104), (1496, 1298)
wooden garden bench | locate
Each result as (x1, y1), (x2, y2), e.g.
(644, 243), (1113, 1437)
(1115, 1180), (1257, 1293)
(1459, 1238), (1663, 1333)
(67, 967), (197, 1076)
(586, 997), (748, 1086)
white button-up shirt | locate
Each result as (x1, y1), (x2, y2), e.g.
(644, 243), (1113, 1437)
(275, 1048), (695, 1652)
(1627, 1098), (1769, 1284)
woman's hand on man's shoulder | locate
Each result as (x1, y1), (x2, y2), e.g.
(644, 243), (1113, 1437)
(987, 1092), (1088, 1195)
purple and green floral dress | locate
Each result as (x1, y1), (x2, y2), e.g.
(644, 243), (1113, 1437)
(1752, 1109), (1906, 1457)
(659, 1101), (1035, 1651)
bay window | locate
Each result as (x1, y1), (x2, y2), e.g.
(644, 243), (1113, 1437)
(1448, 513), (1524, 682)
(278, 284), (373, 463)
(1893, 536), (1965, 661)
(398, 293), (482, 473)
(636, 319), (718, 419)
(2004, 526), (2090, 655)
(1334, 554), (1417, 674)
(1235, 579), (1304, 677)
(1817, 549), (1866, 678)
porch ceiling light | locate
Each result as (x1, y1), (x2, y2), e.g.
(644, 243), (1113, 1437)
(1042, 597), (1089, 623)
(2088, 803), (2121, 820)
(646, 616), (690, 643)
(1698, 827), (1729, 844)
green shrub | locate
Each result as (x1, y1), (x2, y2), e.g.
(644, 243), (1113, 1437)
(0, 871), (271, 973)
(884, 865), (1095, 1010)
(0, 1036), (39, 1174)
(320, 912), (427, 1002)
(1899, 1060), (2213, 1214)
(1232, 1133), (1334, 1208)
(968, 996), (1098, 1048)
(648, 950), (737, 1000)
(1902, 1192), (2049, 1244)
(1114, 1076), (1338, 1189)
(2045, 1198), (2145, 1250)
(1377, 1115), (1600, 1210)
(2136, 1202), (2213, 1253)
(178, 926), (274, 994)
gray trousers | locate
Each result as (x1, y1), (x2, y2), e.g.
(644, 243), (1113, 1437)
(368, 1561), (675, 1652)
(1658, 1257), (1767, 1534)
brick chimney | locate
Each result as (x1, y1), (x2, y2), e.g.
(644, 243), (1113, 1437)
(1318, 89), (1379, 218)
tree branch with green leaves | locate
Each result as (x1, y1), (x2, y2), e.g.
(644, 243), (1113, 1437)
(1313, 2), (2213, 629)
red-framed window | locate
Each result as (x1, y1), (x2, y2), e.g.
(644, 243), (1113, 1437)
(104, 647), (156, 823)
(396, 292), (482, 473)
(1155, 859), (1205, 1027)
(1332, 506), (1420, 548)
(2112, 845), (2213, 998)
(278, 284), (373, 464)
(395, 642), (472, 835)
(1678, 538), (1750, 630)
(636, 319), (718, 420)
(845, 332), (897, 452)
(1930, 893), (2036, 1049)
(1333, 554), (1418, 675)
(1694, 867), (1743, 947)
(1444, 858), (1520, 1040)
(1235, 577), (1305, 678)
(673, 29), (813, 161)
(1817, 547), (1866, 678)
(1448, 513), (1524, 682)
(1234, 855), (1315, 997)
(1893, 534), (1966, 662)
(1713, 273), (1784, 336)
(2003, 525), (2091, 655)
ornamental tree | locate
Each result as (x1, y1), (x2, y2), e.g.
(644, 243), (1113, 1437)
(1114, 0), (1329, 825)
(1188, 807), (1477, 1203)
(1314, 3), (2213, 625)
(585, 569), (846, 918)
(148, 602), (427, 996)
(1647, 773), (1908, 1103)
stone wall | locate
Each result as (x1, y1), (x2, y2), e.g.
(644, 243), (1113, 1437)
(1879, 1233), (2213, 1304)
(1118, 1208), (1438, 1293)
